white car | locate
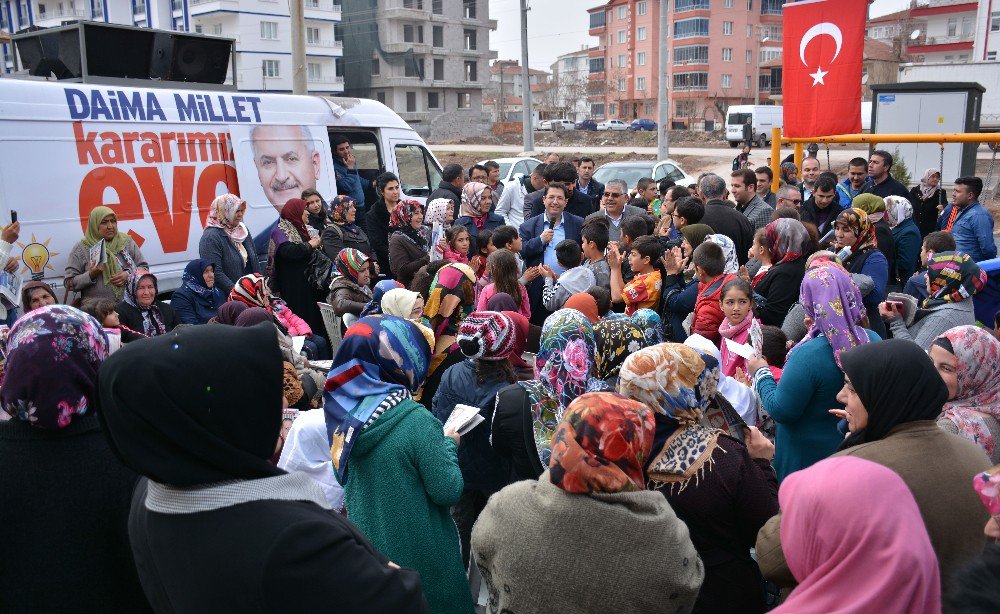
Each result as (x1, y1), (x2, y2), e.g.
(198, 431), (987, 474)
(596, 119), (629, 131)
(538, 119), (574, 131)
(476, 156), (542, 186)
(592, 159), (696, 189)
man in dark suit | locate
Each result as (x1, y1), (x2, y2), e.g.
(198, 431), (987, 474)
(428, 163), (466, 219)
(527, 162), (598, 220)
(697, 173), (753, 265)
(520, 182), (584, 325)
(576, 157), (604, 207)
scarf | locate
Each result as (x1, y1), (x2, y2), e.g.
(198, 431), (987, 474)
(328, 195), (359, 231)
(388, 200), (427, 247)
(706, 234), (738, 274)
(836, 208), (878, 261)
(548, 392), (655, 494)
(593, 319), (647, 382)
(457, 311), (516, 360)
(360, 280), (404, 317)
(521, 309), (606, 469)
(214, 301), (247, 325)
(181, 258), (222, 305)
(267, 199), (310, 280)
(486, 291), (518, 312)
(765, 218), (810, 265)
(323, 315), (431, 483)
(19, 280), (57, 311)
(381, 288), (421, 319)
(461, 181), (490, 229)
(563, 293), (600, 324)
(884, 195), (913, 229)
(919, 168), (940, 200)
(718, 313), (755, 377)
(422, 262), (477, 339)
(937, 326), (1000, 458)
(424, 198), (453, 226)
(680, 224), (713, 251)
(618, 343), (722, 491)
(123, 270), (167, 337)
(0, 305), (108, 429)
(207, 194), (249, 245)
(851, 193), (887, 224)
(631, 308), (664, 345)
(777, 457), (941, 614)
(922, 251), (986, 309)
(334, 248), (369, 285)
(80, 205), (133, 300)
(229, 273), (272, 312)
(501, 310), (532, 371)
(792, 262), (870, 370)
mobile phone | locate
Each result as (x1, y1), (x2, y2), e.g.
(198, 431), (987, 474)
(9, 210), (16, 223)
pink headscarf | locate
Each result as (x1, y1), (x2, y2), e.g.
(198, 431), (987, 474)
(937, 325), (1000, 457)
(460, 181), (490, 228)
(207, 194), (249, 244)
(775, 456), (941, 614)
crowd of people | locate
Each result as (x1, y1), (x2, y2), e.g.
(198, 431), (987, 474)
(2, 145), (1000, 613)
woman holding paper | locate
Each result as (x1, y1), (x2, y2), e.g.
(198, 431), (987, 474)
(65, 206), (147, 302)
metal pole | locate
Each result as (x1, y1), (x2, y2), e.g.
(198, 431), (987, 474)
(520, 0), (534, 154)
(754, 29), (761, 106)
(289, 0), (307, 95)
(262, 61), (267, 93)
(657, 0), (669, 161)
(793, 142), (803, 181)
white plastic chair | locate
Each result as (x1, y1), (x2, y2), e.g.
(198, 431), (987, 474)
(317, 302), (342, 354)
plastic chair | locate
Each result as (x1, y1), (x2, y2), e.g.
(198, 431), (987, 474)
(317, 302), (342, 354)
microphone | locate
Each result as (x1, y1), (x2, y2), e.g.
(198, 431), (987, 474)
(547, 214), (557, 229)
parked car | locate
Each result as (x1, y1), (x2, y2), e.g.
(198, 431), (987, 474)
(592, 160), (695, 189)
(575, 119), (598, 131)
(628, 118), (657, 131)
(537, 119), (574, 131)
(476, 156), (542, 187)
(596, 119), (629, 131)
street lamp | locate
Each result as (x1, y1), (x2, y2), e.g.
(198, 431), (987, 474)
(755, 35), (770, 106)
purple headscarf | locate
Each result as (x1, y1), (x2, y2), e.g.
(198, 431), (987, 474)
(234, 307), (276, 328)
(486, 292), (519, 312)
(215, 301), (248, 325)
(792, 262), (870, 370)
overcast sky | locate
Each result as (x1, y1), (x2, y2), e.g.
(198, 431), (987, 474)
(490, 0), (912, 71)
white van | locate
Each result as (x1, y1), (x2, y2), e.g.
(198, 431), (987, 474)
(0, 78), (442, 295)
(725, 105), (783, 147)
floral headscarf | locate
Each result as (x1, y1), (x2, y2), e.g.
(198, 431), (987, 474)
(593, 319), (647, 383)
(360, 279), (404, 318)
(334, 248), (370, 285)
(548, 392), (655, 494)
(389, 199), (427, 247)
(618, 343), (722, 489)
(919, 168), (941, 200)
(765, 218), (811, 265)
(520, 308), (605, 468)
(0, 305), (108, 429)
(631, 308), (664, 345)
(460, 181), (490, 226)
(937, 326), (1000, 457)
(123, 270), (167, 337)
(884, 195), (913, 229)
(835, 207), (878, 255)
(424, 198), (453, 226)
(793, 262), (870, 370)
(706, 234), (738, 274)
(851, 193), (887, 223)
(229, 273), (272, 312)
(922, 251), (986, 309)
(207, 194), (249, 244)
(328, 195), (357, 227)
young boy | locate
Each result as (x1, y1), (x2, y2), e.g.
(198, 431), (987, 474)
(689, 241), (736, 343)
(617, 215), (653, 285)
(581, 218), (611, 288)
(541, 239), (597, 312)
(610, 235), (663, 316)
(492, 224), (539, 285)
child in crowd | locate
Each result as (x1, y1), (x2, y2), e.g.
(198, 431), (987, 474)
(443, 226), (472, 265)
(541, 240), (597, 312)
(747, 228), (773, 288)
(611, 235), (664, 316)
(581, 218), (611, 287)
(79, 297), (144, 348)
(760, 324), (787, 381)
(471, 228), (493, 281)
(586, 285), (612, 318)
(717, 278), (759, 377)
(690, 241), (735, 344)
(476, 248), (531, 320)
(617, 215), (653, 284)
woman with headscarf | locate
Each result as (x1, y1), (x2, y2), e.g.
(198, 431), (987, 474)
(228, 272), (318, 352)
(198, 194), (260, 298)
(360, 279), (405, 317)
(388, 200), (431, 288)
(472, 392), (704, 613)
(747, 262), (880, 481)
(680, 223), (713, 257)
(754, 218), (810, 327)
(618, 343), (778, 613)
(757, 339), (990, 598)
(0, 305), (148, 611)
(832, 207), (889, 337)
(116, 270), (179, 338)
(932, 325), (1000, 463)
(454, 181), (504, 258)
(593, 318), (647, 389)
(19, 279), (58, 313)
(417, 262), (479, 410)
(631, 307), (664, 346)
(563, 292), (600, 324)
(852, 194), (895, 281)
(381, 288), (423, 319)
(211, 300), (247, 325)
(97, 322), (429, 612)
(267, 198), (326, 339)
(492, 309), (605, 483)
(322, 195), (375, 265)
(424, 197), (454, 261)
(882, 252), (984, 350)
(885, 195), (922, 284)
(170, 259), (224, 325)
(760, 457), (941, 614)
(65, 205), (148, 302)
(328, 248), (373, 321)
(277, 407), (344, 512)
(326, 316), (472, 614)
(910, 168), (946, 238)
(706, 233), (738, 275)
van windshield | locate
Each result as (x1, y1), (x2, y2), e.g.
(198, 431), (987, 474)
(728, 112), (751, 126)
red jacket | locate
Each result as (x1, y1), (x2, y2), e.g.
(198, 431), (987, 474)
(692, 273), (735, 343)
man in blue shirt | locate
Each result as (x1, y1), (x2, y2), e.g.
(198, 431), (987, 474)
(519, 183), (584, 324)
(837, 157), (868, 206)
(937, 176), (997, 262)
(331, 133), (371, 226)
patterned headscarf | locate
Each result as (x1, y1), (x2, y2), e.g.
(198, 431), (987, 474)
(323, 315), (431, 483)
(706, 234), (738, 274)
(360, 279), (404, 317)
(328, 195), (357, 227)
(334, 248), (370, 285)
(425, 198), (453, 226)
(520, 308), (605, 468)
(835, 208), (878, 255)
(937, 326), (1000, 457)
(0, 305), (108, 430)
(852, 193), (887, 223)
(123, 270), (167, 337)
(389, 199), (427, 247)
(884, 195), (913, 229)
(618, 343), (722, 489)
(919, 168), (941, 200)
(229, 273), (272, 312)
(793, 262), (870, 370)
(207, 194), (249, 244)
(922, 251), (986, 309)
(593, 318), (647, 382)
(422, 262), (477, 339)
(277, 198), (311, 242)
(457, 311), (516, 361)
(548, 392), (655, 494)
(631, 308), (664, 345)
(765, 218), (811, 265)
(460, 181), (491, 224)
(80, 206), (133, 300)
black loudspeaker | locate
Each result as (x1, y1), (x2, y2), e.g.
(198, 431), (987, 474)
(149, 32), (232, 84)
(14, 28), (82, 79)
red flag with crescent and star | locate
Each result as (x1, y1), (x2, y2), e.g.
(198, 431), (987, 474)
(783, 0), (867, 137)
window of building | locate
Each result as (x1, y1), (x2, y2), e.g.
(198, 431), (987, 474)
(307, 62), (321, 81)
(745, 75), (752, 89)
(674, 45), (709, 64)
(637, 27), (647, 41)
(674, 18), (709, 39)
(591, 103), (605, 117)
(721, 74), (732, 88)
(992, 12), (1000, 32)
(463, 0), (476, 19)
(618, 54), (627, 68)
(636, 76), (646, 90)
(962, 17), (973, 37)
(722, 21), (732, 36)
(404, 58), (424, 77)
(674, 0), (709, 11)
(457, 92), (471, 109)
(746, 24), (753, 37)
(722, 48), (732, 62)
(762, 0), (782, 15)
(260, 21), (278, 40)
(645, 102), (653, 115)
(262, 59), (279, 77)
(432, 0), (443, 15)
(944, 55), (954, 62)
(947, 18), (957, 37)
(464, 29), (477, 50)
(609, 103), (617, 115)
(372, 57), (380, 75)
(377, 92), (386, 104)
(334, 23), (343, 42)
(428, 92), (440, 109)
(305, 0), (319, 7)
(637, 51), (646, 66)
(618, 5), (627, 19)
(618, 29), (627, 44)
(464, 60), (477, 81)
(306, 27), (320, 44)
(433, 25), (443, 47)
(406, 92), (417, 112)
(760, 48), (780, 62)
(988, 51), (998, 61)
(673, 71), (708, 90)
(403, 0), (422, 8)
(617, 77), (627, 91)
(589, 57), (605, 73)
(195, 24), (203, 33)
(433, 58), (444, 80)
(403, 24), (424, 43)
(724, 0), (733, 7)
(959, 54), (969, 61)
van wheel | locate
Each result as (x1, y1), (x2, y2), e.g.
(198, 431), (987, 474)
(758, 135), (767, 148)
(730, 141), (739, 148)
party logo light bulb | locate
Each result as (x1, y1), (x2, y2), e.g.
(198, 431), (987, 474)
(15, 235), (59, 281)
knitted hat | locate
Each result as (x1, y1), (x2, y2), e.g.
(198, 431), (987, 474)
(457, 311), (516, 361)
(335, 248), (369, 284)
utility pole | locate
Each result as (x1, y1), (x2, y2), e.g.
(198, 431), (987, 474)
(656, 0), (669, 160)
(499, 63), (505, 123)
(520, 0), (534, 154)
(289, 0), (307, 95)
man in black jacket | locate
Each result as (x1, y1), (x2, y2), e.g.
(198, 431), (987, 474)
(800, 175), (845, 238)
(576, 157), (604, 207)
(428, 163), (466, 219)
(696, 173), (753, 265)
(528, 162), (598, 219)
(861, 150), (910, 199)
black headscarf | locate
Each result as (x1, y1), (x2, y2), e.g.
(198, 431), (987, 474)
(839, 338), (948, 449)
(97, 323), (285, 486)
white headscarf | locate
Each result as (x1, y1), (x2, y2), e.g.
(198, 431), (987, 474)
(884, 195), (913, 229)
(381, 288), (421, 319)
(277, 409), (345, 512)
(706, 234), (739, 274)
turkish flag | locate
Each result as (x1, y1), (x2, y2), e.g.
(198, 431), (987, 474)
(783, 0), (867, 137)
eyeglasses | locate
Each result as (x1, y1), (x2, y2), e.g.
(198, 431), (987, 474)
(544, 196), (567, 202)
(779, 197), (802, 205)
(603, 192), (624, 199)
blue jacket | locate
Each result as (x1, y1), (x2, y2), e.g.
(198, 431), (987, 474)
(519, 211), (584, 325)
(937, 201), (997, 262)
(333, 158), (368, 212)
(170, 284), (224, 325)
(891, 218), (922, 284)
(836, 178), (862, 207)
(845, 248), (889, 339)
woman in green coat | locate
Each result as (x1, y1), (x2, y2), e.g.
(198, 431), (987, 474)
(325, 315), (473, 614)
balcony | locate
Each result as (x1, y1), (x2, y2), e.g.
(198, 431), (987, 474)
(307, 39), (343, 49)
(906, 32), (974, 54)
(308, 76), (344, 85)
(761, 0), (784, 16)
(674, 0), (710, 13)
(382, 7), (428, 20)
(383, 41), (431, 55)
(304, 2), (342, 19)
(36, 8), (89, 21)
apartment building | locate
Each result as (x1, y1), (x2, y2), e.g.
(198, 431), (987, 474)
(547, 46), (596, 122)
(906, 0), (978, 63)
(485, 59), (548, 123)
(586, 0), (784, 129)
(0, 0), (345, 93)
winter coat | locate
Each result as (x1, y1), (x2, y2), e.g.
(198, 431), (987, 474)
(754, 258), (806, 327)
(366, 198), (393, 275)
(886, 299), (976, 351)
(891, 217), (922, 284)
(271, 241), (325, 342)
(328, 277), (370, 318)
(198, 226), (260, 299)
(274, 303), (312, 337)
(843, 248), (889, 338)
(64, 239), (148, 302)
(389, 234), (431, 289)
(583, 205), (647, 242)
(937, 201), (998, 262)
(454, 212), (506, 258)
(116, 300), (181, 337)
(170, 283), (223, 325)
(692, 274), (736, 343)
(321, 223), (374, 264)
(909, 185), (946, 238)
(700, 200), (753, 265)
